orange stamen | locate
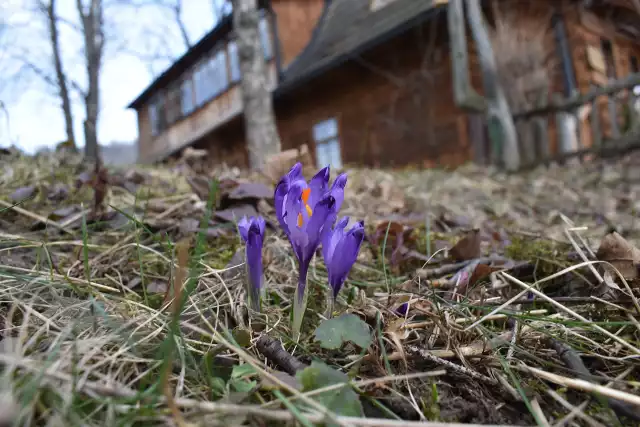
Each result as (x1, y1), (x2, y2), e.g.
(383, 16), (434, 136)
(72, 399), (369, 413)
(301, 188), (311, 204)
(297, 188), (313, 227)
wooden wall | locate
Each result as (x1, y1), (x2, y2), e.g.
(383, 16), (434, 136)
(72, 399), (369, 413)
(271, 0), (326, 68)
(274, 15), (473, 169)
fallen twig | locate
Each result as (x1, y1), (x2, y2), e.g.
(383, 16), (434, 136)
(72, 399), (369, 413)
(256, 334), (308, 375)
(415, 256), (508, 279)
(405, 345), (498, 386)
(551, 339), (640, 421)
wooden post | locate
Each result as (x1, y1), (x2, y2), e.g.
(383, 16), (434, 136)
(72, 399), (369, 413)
(466, 0), (520, 171)
(627, 89), (639, 132)
(607, 92), (620, 139)
(447, 0), (486, 112)
(590, 89), (603, 149)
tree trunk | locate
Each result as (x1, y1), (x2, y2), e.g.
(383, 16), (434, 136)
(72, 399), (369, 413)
(44, 0), (76, 150)
(232, 0), (281, 170)
(465, 0), (520, 171)
(447, 0), (486, 113)
(76, 0), (104, 161)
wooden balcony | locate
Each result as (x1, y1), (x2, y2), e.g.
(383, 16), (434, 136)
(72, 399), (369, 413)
(143, 63), (278, 162)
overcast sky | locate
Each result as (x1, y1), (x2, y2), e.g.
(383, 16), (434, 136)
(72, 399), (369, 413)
(0, 0), (218, 154)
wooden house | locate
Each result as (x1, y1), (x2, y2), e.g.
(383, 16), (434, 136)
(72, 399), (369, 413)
(127, 0), (640, 169)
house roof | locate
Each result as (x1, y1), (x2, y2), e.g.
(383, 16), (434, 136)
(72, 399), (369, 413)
(275, 0), (446, 95)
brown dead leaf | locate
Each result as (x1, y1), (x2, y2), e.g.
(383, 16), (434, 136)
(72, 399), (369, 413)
(262, 144), (314, 183)
(215, 204), (259, 223)
(47, 183), (69, 202)
(450, 229), (481, 261)
(186, 175), (214, 201)
(596, 231), (640, 281)
(468, 263), (503, 288)
(147, 281), (169, 293)
(374, 179), (405, 215)
(227, 182), (272, 201)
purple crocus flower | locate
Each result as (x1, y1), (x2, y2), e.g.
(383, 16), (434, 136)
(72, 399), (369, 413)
(274, 163), (347, 336)
(322, 217), (365, 316)
(238, 215), (266, 312)
(395, 302), (409, 316)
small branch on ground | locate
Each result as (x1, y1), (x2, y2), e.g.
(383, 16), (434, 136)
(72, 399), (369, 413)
(256, 334), (307, 375)
(550, 339), (640, 422)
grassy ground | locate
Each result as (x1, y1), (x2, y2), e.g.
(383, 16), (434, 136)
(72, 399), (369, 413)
(1, 149), (639, 427)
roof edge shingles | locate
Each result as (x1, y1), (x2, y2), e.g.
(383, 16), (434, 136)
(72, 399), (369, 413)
(275, 0), (444, 96)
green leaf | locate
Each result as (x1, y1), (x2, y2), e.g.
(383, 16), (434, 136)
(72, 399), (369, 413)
(314, 313), (372, 350)
(231, 363), (256, 379)
(296, 361), (363, 423)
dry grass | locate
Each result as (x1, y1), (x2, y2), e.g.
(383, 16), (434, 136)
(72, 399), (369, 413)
(1, 149), (640, 426)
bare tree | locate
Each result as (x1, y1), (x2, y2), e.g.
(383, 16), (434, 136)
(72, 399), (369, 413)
(39, 0), (76, 151)
(76, 0), (104, 160)
(232, 0), (281, 170)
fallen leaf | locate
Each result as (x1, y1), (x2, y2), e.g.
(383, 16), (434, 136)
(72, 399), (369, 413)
(297, 361), (364, 419)
(222, 249), (245, 281)
(314, 313), (372, 350)
(49, 205), (80, 221)
(75, 171), (92, 189)
(124, 169), (147, 184)
(186, 175), (214, 201)
(261, 370), (302, 391)
(468, 263), (503, 288)
(147, 281), (168, 293)
(450, 229), (481, 261)
(47, 183), (69, 202)
(227, 182), (272, 201)
(126, 277), (142, 290)
(262, 144), (314, 183)
(596, 231), (640, 281)
(374, 179), (405, 215)
(215, 204), (258, 223)
(9, 185), (37, 202)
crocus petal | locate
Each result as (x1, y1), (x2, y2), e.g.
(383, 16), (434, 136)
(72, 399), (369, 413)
(308, 166), (330, 208)
(274, 179), (289, 234)
(237, 216), (251, 242)
(274, 163), (306, 234)
(329, 173), (348, 212)
(395, 302), (409, 316)
(238, 216), (266, 312)
(246, 223), (264, 293)
(327, 220), (364, 299)
(322, 216), (349, 264)
(305, 194), (337, 260)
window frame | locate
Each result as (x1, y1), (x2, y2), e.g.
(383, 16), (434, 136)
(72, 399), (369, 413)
(312, 117), (343, 170)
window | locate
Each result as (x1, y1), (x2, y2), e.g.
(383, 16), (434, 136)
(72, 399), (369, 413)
(194, 61), (207, 107)
(165, 84), (181, 125)
(181, 77), (195, 116)
(149, 101), (160, 136)
(194, 47), (229, 105)
(259, 14), (273, 60)
(228, 40), (240, 82)
(313, 118), (342, 170)
(210, 49), (228, 97)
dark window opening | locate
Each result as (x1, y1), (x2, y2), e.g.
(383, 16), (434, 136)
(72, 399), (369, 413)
(601, 38), (616, 79)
